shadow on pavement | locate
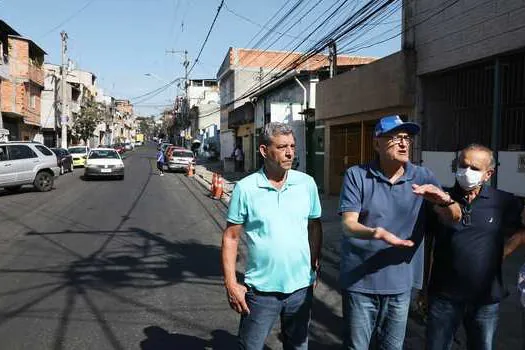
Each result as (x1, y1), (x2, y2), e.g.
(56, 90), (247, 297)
(139, 326), (240, 350)
(0, 155), (234, 349)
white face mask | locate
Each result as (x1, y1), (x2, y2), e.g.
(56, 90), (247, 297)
(456, 167), (484, 191)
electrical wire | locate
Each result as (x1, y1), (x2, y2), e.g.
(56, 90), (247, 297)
(340, 0), (461, 54)
(231, 0), (399, 105)
(223, 1), (308, 41)
(39, 0), (97, 38)
(187, 0), (225, 75)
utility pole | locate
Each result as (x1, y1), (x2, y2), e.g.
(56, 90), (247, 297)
(328, 40), (338, 78)
(60, 31), (68, 149)
(166, 49), (190, 145)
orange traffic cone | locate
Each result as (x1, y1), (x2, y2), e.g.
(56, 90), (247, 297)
(187, 162), (194, 177)
(210, 172), (217, 195)
(213, 175), (224, 200)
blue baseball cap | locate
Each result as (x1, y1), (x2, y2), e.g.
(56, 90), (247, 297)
(374, 115), (420, 137)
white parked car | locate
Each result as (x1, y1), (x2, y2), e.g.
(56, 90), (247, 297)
(0, 142), (60, 192)
(84, 148), (125, 180)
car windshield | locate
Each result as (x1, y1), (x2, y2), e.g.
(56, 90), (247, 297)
(89, 150), (119, 159)
(69, 147), (87, 154)
(174, 151), (194, 158)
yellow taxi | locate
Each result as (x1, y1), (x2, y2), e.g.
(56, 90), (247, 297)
(68, 146), (90, 167)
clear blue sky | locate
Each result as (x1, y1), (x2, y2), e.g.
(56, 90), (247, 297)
(1, 0), (401, 116)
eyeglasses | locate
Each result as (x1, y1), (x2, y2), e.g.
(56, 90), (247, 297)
(382, 135), (413, 145)
(461, 204), (472, 226)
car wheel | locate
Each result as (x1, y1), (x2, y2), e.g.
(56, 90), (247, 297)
(34, 172), (54, 192)
(60, 164), (65, 175)
(5, 186), (22, 193)
(119, 175), (125, 181)
(69, 162), (73, 172)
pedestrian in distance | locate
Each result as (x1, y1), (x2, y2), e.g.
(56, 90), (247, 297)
(424, 144), (525, 350)
(221, 122), (323, 350)
(338, 115), (462, 350)
(232, 144), (244, 172)
(156, 149), (165, 176)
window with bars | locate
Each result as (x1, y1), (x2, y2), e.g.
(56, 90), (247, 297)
(423, 51), (525, 152)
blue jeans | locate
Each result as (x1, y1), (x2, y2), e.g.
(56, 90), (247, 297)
(426, 295), (500, 350)
(341, 290), (411, 350)
(238, 286), (313, 350)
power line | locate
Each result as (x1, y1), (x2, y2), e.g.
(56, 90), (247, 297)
(223, 1), (309, 41)
(187, 0), (225, 75)
(232, 0), (398, 104)
(233, 0), (347, 81)
(39, 0), (97, 38)
(340, 0), (460, 54)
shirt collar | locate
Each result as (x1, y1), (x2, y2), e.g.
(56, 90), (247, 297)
(368, 161), (416, 183)
(256, 167), (298, 190)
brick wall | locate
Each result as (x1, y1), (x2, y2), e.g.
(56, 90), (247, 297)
(9, 38), (29, 79)
(235, 48), (374, 71)
(414, 0), (525, 75)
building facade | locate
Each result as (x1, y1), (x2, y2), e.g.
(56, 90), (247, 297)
(409, 0), (525, 197)
(217, 47), (374, 173)
(0, 20), (45, 142)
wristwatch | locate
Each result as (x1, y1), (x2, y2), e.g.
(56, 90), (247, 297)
(438, 193), (455, 207)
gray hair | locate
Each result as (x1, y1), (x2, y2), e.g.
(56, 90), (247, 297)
(259, 122), (294, 146)
(460, 143), (496, 169)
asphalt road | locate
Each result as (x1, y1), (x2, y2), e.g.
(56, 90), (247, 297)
(0, 145), (247, 349)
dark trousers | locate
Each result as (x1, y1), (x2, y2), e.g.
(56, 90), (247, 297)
(235, 160), (244, 172)
(426, 295), (499, 350)
(157, 161), (164, 173)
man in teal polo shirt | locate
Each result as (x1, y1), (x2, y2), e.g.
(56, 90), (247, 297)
(221, 122), (323, 350)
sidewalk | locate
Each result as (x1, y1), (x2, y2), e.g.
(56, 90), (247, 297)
(192, 160), (524, 349)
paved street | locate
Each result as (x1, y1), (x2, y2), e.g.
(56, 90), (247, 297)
(0, 144), (243, 349)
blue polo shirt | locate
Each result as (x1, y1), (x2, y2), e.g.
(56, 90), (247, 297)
(227, 168), (322, 293)
(429, 184), (525, 303)
(338, 161), (440, 294)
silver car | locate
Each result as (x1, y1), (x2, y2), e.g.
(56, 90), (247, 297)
(167, 149), (195, 172)
(0, 142), (60, 192)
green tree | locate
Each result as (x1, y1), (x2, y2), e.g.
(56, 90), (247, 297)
(138, 118), (152, 137)
(72, 100), (105, 145)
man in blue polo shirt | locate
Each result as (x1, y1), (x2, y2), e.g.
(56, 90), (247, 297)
(426, 144), (525, 350)
(221, 122), (323, 350)
(338, 115), (461, 350)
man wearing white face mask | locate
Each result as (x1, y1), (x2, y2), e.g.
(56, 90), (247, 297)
(425, 144), (525, 350)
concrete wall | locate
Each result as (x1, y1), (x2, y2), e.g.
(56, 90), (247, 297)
(196, 103), (220, 131)
(40, 89), (56, 129)
(316, 51), (415, 121)
(414, 0), (525, 75)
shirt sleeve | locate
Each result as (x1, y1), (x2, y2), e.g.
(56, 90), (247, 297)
(227, 183), (247, 224)
(308, 177), (322, 219)
(338, 167), (362, 214)
(503, 195), (525, 231)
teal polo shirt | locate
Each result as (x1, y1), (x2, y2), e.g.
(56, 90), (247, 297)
(227, 168), (322, 293)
